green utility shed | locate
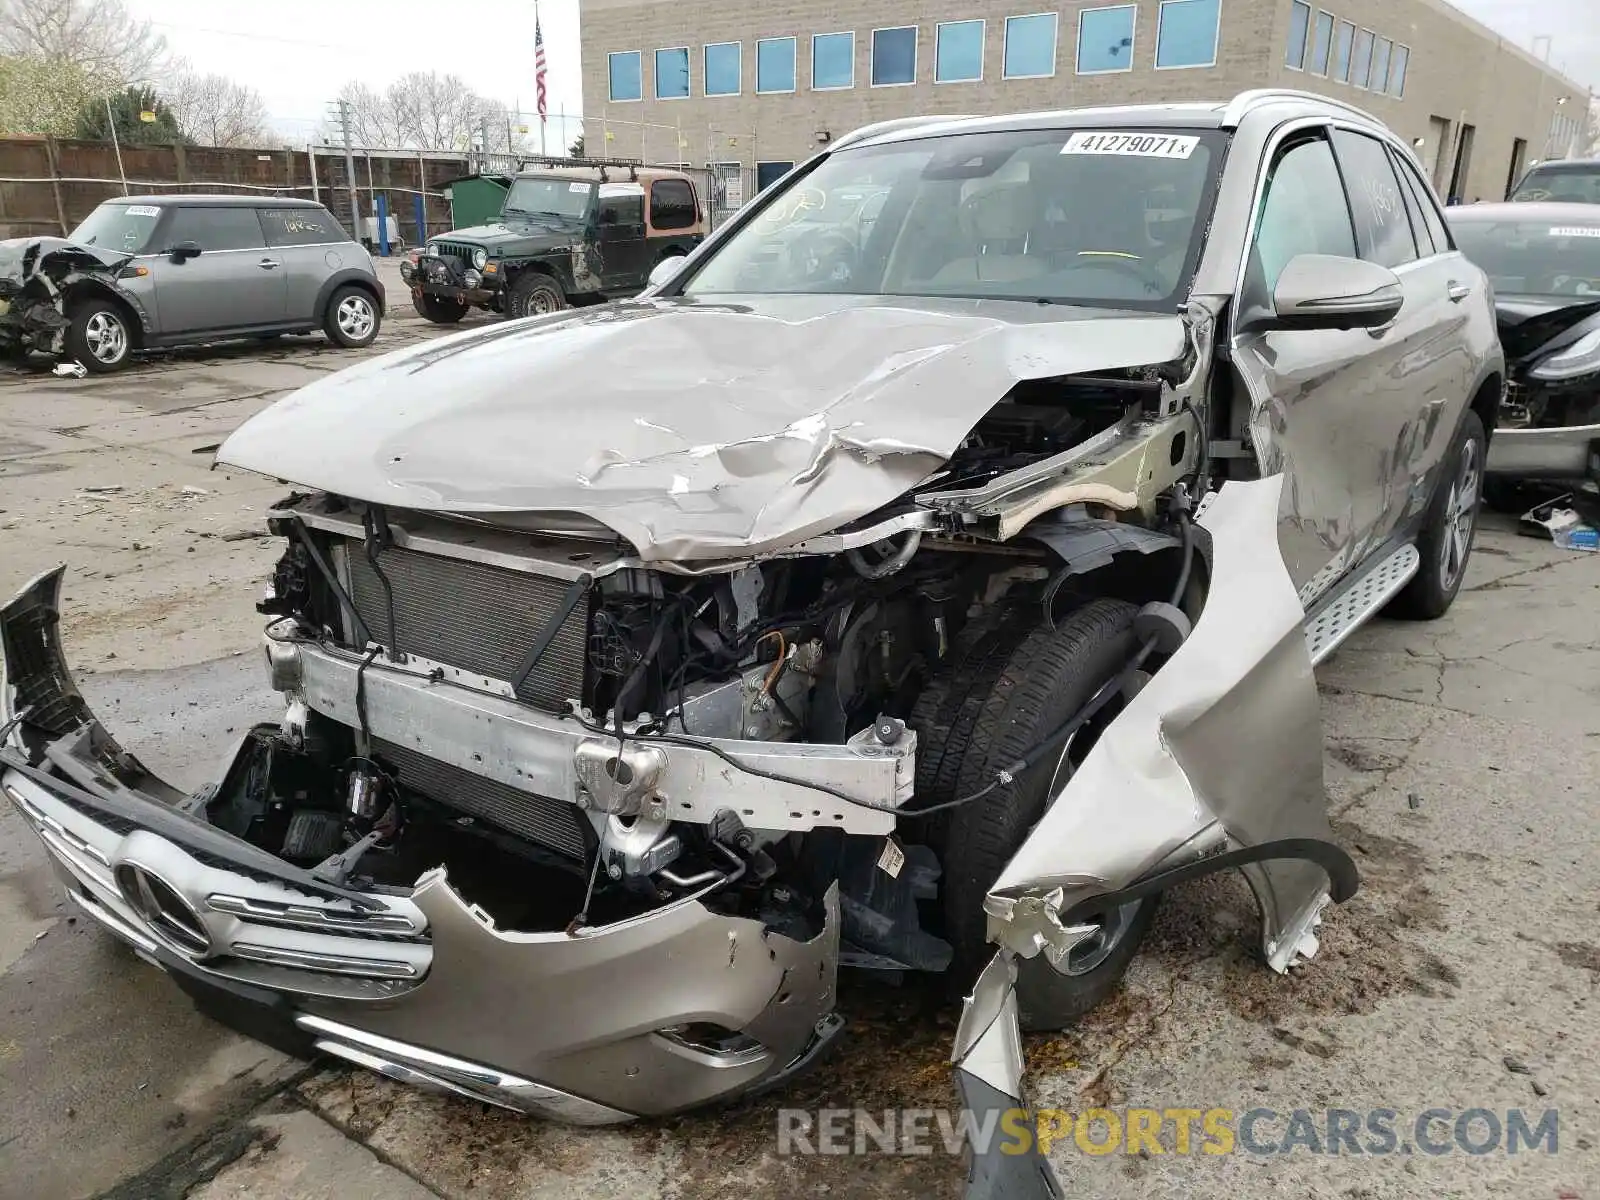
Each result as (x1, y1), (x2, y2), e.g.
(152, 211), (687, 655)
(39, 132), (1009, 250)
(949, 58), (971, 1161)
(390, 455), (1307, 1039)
(439, 174), (512, 230)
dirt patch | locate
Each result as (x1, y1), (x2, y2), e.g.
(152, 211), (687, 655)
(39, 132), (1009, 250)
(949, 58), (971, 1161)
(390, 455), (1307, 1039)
(1554, 941), (1600, 978)
(1327, 741), (1407, 774)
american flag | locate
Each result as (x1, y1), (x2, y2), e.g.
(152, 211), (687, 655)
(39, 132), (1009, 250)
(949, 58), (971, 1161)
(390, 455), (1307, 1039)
(534, 7), (548, 126)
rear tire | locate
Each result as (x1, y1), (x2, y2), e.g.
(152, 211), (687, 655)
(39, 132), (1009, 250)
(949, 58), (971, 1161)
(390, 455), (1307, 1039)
(324, 285), (381, 348)
(927, 598), (1158, 1030)
(505, 273), (567, 320)
(414, 292), (469, 324)
(65, 297), (132, 373)
(1389, 410), (1485, 620)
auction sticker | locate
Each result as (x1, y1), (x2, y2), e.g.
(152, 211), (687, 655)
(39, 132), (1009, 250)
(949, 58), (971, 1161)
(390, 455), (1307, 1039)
(1549, 226), (1600, 238)
(1062, 131), (1199, 159)
(124, 204), (160, 217)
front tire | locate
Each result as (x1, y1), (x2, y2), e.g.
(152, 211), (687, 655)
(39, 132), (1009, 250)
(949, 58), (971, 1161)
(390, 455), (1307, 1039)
(927, 598), (1159, 1030)
(505, 273), (567, 320)
(1389, 409), (1486, 620)
(66, 298), (132, 373)
(324, 285), (381, 348)
(413, 292), (469, 324)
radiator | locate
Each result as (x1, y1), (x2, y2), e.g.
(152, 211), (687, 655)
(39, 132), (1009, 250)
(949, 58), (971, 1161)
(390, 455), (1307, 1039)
(343, 541), (589, 713)
(375, 738), (591, 860)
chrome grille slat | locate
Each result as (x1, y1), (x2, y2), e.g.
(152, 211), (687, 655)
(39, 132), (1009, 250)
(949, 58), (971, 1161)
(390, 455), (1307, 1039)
(343, 541), (588, 713)
(375, 738), (590, 860)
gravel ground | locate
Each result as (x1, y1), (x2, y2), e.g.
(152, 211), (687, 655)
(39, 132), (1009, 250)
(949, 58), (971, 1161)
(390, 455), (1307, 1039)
(0, 271), (1595, 1199)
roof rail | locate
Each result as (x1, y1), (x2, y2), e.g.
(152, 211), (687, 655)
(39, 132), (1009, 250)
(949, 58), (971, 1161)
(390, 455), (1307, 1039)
(508, 153), (645, 181)
(829, 114), (979, 152)
(1222, 88), (1382, 126)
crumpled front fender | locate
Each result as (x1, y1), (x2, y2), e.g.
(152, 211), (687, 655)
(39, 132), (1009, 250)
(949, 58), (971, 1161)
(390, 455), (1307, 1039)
(987, 475), (1351, 975)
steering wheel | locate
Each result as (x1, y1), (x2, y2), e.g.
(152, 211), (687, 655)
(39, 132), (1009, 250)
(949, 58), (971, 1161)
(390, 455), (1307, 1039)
(1064, 251), (1168, 294)
(796, 230), (858, 284)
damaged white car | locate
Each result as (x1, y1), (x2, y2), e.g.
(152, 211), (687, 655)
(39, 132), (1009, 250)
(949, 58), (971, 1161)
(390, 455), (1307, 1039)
(1, 91), (1501, 1195)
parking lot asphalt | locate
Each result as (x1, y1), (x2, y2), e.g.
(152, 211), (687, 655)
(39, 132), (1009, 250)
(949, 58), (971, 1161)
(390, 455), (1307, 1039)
(0, 271), (1596, 1199)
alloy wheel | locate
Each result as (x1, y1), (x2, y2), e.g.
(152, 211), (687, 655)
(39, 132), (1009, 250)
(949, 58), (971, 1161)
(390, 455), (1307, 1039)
(337, 294), (375, 340)
(1439, 437), (1480, 591)
(84, 311), (127, 365)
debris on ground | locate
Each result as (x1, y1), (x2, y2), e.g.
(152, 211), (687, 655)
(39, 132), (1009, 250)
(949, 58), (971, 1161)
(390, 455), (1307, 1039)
(51, 361), (87, 378)
(1503, 1054), (1532, 1074)
(1519, 492), (1600, 552)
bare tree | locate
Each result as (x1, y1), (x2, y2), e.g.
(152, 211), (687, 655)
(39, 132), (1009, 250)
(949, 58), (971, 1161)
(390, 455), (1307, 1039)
(164, 67), (269, 147)
(334, 71), (521, 152)
(0, 0), (165, 84)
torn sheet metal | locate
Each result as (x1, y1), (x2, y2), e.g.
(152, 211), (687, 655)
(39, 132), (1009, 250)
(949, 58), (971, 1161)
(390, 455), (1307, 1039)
(987, 475), (1343, 973)
(0, 237), (136, 357)
(215, 294), (1189, 562)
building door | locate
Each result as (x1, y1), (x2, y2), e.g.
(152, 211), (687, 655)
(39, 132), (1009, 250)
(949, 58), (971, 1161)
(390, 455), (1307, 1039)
(1446, 123), (1476, 205)
(756, 161), (795, 192)
(1505, 138), (1529, 199)
(1426, 116), (1451, 188)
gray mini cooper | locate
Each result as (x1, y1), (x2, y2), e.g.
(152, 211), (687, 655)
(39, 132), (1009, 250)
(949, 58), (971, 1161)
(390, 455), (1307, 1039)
(0, 195), (385, 373)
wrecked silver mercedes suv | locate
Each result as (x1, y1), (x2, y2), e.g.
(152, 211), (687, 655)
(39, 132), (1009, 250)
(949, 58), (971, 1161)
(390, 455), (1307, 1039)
(2, 91), (1500, 1191)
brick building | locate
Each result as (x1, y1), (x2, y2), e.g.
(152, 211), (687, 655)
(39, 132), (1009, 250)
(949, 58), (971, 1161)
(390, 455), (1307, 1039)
(579, 0), (1589, 204)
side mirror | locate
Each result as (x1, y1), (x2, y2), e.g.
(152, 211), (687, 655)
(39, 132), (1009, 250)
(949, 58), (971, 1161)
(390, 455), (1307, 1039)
(647, 256), (685, 290)
(167, 240), (202, 263)
(1267, 254), (1403, 331)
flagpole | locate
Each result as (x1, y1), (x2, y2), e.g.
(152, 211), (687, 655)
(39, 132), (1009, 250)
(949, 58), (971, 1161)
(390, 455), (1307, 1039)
(536, 0), (548, 157)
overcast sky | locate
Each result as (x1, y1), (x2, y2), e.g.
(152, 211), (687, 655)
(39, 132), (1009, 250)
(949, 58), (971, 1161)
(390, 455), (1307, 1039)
(125, 0), (1595, 144)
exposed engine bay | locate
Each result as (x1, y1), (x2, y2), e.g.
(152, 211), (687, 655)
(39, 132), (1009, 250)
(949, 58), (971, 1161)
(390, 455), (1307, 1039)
(216, 365), (1201, 977)
(0, 237), (137, 358)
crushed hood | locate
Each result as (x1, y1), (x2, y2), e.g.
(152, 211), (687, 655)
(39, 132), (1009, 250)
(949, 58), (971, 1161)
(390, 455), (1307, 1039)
(0, 236), (131, 281)
(1494, 297), (1600, 365)
(217, 295), (1189, 561)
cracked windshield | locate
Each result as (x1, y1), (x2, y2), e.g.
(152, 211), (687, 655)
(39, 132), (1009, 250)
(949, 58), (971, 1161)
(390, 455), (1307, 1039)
(683, 128), (1220, 308)
(502, 176), (592, 221)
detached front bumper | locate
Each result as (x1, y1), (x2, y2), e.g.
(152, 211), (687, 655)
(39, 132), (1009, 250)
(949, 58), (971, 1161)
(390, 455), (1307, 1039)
(0, 568), (842, 1122)
(1486, 422), (1600, 480)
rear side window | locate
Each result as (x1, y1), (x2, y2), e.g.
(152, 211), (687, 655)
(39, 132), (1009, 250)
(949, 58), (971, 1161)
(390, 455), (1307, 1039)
(599, 186), (645, 228)
(160, 206), (266, 252)
(1331, 129), (1418, 268)
(1251, 134), (1357, 293)
(261, 207), (346, 246)
(649, 179), (697, 231)
(1391, 152), (1452, 256)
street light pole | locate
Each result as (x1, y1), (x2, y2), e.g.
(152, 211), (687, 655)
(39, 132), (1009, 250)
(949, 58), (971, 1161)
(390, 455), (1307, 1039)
(337, 98), (363, 245)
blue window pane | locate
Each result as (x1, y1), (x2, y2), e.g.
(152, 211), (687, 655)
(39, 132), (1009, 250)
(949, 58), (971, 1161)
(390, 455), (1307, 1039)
(1155, 0), (1219, 69)
(813, 31), (854, 89)
(756, 162), (793, 192)
(608, 51), (642, 102)
(1370, 37), (1392, 93)
(705, 42), (740, 96)
(1285, 1), (1309, 68)
(1389, 44), (1409, 97)
(936, 19), (984, 82)
(872, 26), (917, 85)
(757, 37), (796, 92)
(1003, 13), (1057, 78)
(1333, 20), (1354, 81)
(654, 47), (689, 99)
(1311, 11), (1334, 75)
(1077, 6), (1135, 74)
(1351, 28), (1374, 87)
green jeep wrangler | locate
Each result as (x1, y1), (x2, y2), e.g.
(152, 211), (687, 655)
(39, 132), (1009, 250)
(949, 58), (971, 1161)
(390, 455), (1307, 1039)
(402, 165), (707, 322)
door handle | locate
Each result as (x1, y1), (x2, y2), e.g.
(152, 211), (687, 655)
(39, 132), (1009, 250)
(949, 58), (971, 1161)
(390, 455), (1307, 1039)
(258, 258), (281, 270)
(1447, 281), (1472, 303)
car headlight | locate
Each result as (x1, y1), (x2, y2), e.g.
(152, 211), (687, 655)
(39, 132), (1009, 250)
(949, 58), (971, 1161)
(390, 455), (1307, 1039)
(427, 243), (442, 258)
(461, 268), (482, 289)
(472, 247), (488, 270)
(1530, 328), (1600, 382)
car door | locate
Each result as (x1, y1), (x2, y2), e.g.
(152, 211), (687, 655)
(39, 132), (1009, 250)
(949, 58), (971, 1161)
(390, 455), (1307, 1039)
(144, 205), (288, 334)
(1327, 128), (1469, 556)
(646, 177), (700, 255)
(595, 185), (649, 293)
(1232, 128), (1374, 599)
(259, 206), (350, 324)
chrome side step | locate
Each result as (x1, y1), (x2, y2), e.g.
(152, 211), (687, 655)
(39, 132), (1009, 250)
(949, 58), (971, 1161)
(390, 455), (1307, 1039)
(1304, 543), (1420, 666)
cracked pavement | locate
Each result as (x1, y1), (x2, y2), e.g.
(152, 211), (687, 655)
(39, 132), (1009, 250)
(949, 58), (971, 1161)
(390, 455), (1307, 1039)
(1, 279), (1597, 1198)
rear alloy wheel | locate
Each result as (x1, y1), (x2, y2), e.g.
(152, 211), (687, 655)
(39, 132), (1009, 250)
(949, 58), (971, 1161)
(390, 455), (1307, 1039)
(1389, 409), (1486, 620)
(413, 292), (469, 324)
(66, 299), (132, 373)
(325, 286), (381, 348)
(506, 274), (566, 320)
